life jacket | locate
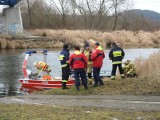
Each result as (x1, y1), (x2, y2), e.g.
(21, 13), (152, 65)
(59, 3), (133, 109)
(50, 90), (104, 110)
(109, 46), (125, 64)
(59, 48), (70, 68)
(83, 49), (92, 65)
(91, 46), (105, 68)
(69, 50), (87, 69)
(42, 75), (52, 80)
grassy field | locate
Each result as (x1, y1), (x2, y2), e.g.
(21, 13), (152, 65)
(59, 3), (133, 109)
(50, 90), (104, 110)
(0, 103), (160, 120)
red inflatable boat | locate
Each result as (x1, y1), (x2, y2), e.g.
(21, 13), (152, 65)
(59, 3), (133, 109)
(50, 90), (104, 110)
(19, 50), (75, 89)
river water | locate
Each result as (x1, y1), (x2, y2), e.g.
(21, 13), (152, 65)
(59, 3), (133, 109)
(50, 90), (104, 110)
(0, 48), (160, 96)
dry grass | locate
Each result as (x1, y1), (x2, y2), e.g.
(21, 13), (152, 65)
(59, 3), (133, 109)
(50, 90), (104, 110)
(0, 38), (18, 49)
(1, 30), (160, 48)
(36, 75), (160, 96)
(135, 52), (160, 76)
(0, 103), (160, 120)
(29, 29), (160, 48)
(0, 37), (31, 49)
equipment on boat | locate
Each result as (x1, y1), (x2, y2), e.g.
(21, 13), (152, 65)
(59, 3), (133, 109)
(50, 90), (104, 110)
(19, 50), (75, 89)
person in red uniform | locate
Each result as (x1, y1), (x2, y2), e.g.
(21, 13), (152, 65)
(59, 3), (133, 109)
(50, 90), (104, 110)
(91, 42), (105, 87)
(69, 46), (88, 90)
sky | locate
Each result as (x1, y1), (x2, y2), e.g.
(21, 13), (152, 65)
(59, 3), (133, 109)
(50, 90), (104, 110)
(133, 0), (160, 13)
(0, 0), (160, 14)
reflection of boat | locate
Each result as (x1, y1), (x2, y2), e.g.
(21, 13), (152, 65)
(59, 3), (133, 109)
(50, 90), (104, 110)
(19, 50), (75, 89)
(20, 86), (44, 94)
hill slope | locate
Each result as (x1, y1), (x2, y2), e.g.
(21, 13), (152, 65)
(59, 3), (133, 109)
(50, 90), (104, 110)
(126, 9), (160, 23)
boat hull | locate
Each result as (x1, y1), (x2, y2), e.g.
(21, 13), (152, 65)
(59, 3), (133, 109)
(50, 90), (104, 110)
(20, 78), (75, 89)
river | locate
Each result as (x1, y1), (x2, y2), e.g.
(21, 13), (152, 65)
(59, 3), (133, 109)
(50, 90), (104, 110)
(0, 48), (160, 97)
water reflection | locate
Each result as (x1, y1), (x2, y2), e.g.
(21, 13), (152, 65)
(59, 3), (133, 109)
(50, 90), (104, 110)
(0, 48), (159, 96)
(0, 49), (25, 97)
(20, 86), (44, 94)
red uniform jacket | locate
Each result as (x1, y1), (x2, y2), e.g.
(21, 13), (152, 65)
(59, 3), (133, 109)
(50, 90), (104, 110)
(69, 50), (87, 69)
(91, 46), (105, 68)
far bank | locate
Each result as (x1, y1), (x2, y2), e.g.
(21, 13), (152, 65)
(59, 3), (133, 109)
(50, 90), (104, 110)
(0, 29), (160, 49)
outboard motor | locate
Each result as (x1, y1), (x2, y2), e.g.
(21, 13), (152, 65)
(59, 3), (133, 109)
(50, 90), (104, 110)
(27, 69), (41, 80)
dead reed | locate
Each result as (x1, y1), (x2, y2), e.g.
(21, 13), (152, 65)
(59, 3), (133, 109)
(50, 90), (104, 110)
(135, 51), (160, 76)
(30, 29), (160, 48)
(0, 30), (160, 49)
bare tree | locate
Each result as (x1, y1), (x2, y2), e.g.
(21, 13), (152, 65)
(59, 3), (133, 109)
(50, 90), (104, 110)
(27, 0), (32, 26)
(16, 0), (35, 28)
(93, 0), (113, 29)
(17, 0), (160, 31)
(50, 0), (69, 27)
(111, 0), (133, 30)
(70, 0), (88, 28)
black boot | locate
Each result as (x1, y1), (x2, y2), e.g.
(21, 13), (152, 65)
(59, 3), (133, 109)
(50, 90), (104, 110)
(99, 80), (104, 86)
(62, 82), (65, 89)
(62, 83), (69, 89)
(84, 84), (88, 90)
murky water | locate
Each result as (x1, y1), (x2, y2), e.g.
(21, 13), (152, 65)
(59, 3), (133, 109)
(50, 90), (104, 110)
(0, 48), (160, 96)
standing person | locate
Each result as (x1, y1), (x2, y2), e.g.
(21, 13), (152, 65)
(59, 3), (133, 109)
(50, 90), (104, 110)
(91, 42), (105, 87)
(59, 44), (70, 89)
(82, 41), (92, 85)
(109, 42), (125, 80)
(69, 46), (88, 90)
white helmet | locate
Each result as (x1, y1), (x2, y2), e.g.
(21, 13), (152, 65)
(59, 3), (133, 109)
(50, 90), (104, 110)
(123, 59), (130, 64)
(122, 59), (127, 64)
(33, 62), (37, 67)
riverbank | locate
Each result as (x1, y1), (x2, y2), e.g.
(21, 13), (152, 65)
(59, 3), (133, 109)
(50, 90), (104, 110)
(0, 30), (160, 49)
(34, 51), (160, 96)
(36, 73), (160, 96)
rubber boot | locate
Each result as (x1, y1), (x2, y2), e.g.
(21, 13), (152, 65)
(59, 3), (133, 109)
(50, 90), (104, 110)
(93, 82), (98, 87)
(62, 82), (65, 89)
(99, 80), (104, 86)
(62, 83), (69, 89)
(84, 84), (88, 90)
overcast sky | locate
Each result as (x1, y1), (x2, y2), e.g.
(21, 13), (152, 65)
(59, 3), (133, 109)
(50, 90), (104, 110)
(133, 0), (160, 13)
(0, 0), (160, 13)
